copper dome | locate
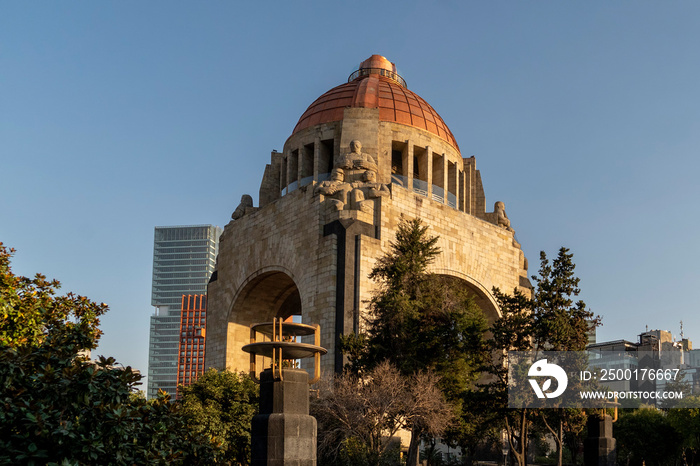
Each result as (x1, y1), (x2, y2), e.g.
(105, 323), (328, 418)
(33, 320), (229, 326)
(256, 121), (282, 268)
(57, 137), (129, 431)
(292, 55), (459, 152)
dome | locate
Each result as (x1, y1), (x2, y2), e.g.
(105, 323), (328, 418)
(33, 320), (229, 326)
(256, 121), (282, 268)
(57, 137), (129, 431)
(292, 55), (459, 152)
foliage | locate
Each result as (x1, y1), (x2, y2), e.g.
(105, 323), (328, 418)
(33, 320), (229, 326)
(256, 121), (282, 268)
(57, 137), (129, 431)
(616, 406), (682, 465)
(531, 248), (597, 352)
(0, 243), (220, 465)
(345, 219), (488, 386)
(179, 368), (259, 465)
(487, 247), (598, 466)
(340, 218), (489, 466)
(668, 396), (700, 465)
(312, 361), (452, 466)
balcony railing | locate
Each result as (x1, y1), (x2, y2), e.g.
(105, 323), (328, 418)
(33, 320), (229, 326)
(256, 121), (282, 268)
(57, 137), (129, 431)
(391, 176), (460, 211)
(348, 67), (407, 88)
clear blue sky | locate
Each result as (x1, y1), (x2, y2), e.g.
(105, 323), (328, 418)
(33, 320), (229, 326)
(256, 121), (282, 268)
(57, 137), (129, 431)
(3, 2), (699, 385)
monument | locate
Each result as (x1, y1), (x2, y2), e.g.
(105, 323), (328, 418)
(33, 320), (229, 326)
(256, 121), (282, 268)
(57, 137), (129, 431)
(206, 54), (531, 375)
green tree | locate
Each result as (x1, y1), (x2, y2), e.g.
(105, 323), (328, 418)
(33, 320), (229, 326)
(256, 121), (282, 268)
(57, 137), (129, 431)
(342, 218), (489, 466)
(487, 287), (535, 466)
(616, 406), (682, 465)
(179, 368), (259, 465)
(532, 248), (595, 352)
(668, 396), (700, 465)
(0, 243), (220, 465)
(533, 248), (598, 466)
(488, 247), (598, 466)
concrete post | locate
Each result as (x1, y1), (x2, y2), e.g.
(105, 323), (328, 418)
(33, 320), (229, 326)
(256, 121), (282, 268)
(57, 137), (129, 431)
(251, 368), (317, 465)
(583, 414), (616, 466)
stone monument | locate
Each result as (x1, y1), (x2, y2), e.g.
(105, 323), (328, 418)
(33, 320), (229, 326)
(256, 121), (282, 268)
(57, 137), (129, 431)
(206, 54), (531, 375)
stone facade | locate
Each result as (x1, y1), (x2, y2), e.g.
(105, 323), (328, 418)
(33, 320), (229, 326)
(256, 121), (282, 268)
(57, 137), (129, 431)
(206, 55), (530, 375)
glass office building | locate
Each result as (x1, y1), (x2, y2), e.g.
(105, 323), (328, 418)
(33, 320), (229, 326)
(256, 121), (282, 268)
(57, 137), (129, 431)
(147, 225), (222, 399)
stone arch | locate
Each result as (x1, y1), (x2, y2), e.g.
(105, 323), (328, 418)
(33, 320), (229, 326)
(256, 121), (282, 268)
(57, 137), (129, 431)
(228, 267), (303, 325)
(430, 268), (501, 324)
(223, 267), (305, 372)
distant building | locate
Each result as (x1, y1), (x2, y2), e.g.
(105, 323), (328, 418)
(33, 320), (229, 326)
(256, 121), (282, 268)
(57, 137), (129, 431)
(147, 225), (221, 399)
(176, 294), (207, 398)
(588, 329), (693, 402)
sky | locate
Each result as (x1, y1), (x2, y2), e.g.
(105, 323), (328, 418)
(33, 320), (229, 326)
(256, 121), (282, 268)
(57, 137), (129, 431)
(2, 2), (700, 387)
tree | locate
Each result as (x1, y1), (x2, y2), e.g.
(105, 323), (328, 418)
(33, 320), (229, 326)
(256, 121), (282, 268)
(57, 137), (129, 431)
(488, 247), (598, 466)
(533, 248), (598, 466)
(616, 406), (682, 465)
(0, 243), (220, 465)
(179, 369), (259, 465)
(668, 396), (700, 465)
(532, 248), (595, 352)
(312, 361), (452, 466)
(341, 218), (489, 466)
(487, 287), (535, 466)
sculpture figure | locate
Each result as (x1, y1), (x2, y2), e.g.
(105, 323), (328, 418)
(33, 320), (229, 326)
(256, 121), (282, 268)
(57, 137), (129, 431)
(350, 170), (390, 212)
(314, 168), (351, 210)
(335, 140), (378, 173)
(232, 194), (254, 220)
(494, 201), (513, 232)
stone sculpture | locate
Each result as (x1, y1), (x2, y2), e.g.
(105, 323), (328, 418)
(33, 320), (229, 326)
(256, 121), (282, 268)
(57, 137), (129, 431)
(314, 168), (351, 210)
(335, 140), (378, 173)
(315, 141), (389, 212)
(232, 194), (254, 220)
(494, 201), (513, 232)
(350, 169), (390, 212)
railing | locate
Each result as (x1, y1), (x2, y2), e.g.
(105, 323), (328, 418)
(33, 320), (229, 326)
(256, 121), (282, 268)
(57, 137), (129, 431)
(431, 185), (444, 203)
(299, 175), (313, 188)
(391, 174), (406, 187)
(282, 175), (328, 196)
(412, 178), (429, 197)
(390, 177), (461, 212)
(447, 192), (457, 208)
(348, 67), (407, 88)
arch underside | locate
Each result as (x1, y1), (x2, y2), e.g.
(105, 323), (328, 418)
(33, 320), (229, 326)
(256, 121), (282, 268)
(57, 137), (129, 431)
(432, 271), (501, 324)
(229, 271), (302, 325)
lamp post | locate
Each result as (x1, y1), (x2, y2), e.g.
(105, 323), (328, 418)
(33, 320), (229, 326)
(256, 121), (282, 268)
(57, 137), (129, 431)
(242, 318), (327, 466)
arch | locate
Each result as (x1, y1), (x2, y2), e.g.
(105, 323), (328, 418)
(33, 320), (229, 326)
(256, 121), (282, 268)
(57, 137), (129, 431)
(228, 267), (303, 325)
(430, 268), (501, 323)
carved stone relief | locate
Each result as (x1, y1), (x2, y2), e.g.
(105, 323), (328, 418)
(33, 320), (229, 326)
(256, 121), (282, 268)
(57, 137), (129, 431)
(314, 140), (389, 212)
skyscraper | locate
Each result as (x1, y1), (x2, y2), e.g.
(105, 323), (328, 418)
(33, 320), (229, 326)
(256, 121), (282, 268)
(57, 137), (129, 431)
(147, 225), (221, 399)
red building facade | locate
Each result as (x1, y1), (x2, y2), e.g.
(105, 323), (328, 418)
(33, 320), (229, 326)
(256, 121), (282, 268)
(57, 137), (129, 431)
(176, 294), (207, 397)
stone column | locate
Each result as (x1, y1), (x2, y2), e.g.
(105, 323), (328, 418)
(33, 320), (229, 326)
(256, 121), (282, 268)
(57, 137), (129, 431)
(454, 165), (460, 210)
(441, 152), (448, 205)
(583, 414), (616, 466)
(251, 368), (317, 466)
(426, 146), (433, 200)
(313, 137), (320, 181)
(406, 142), (414, 192)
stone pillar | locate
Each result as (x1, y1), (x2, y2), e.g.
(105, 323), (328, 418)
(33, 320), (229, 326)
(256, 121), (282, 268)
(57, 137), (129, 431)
(297, 145), (304, 186)
(426, 146), (433, 199)
(583, 414), (616, 466)
(406, 142), (414, 192)
(252, 368), (317, 466)
(313, 137), (320, 181)
(441, 152), (448, 205)
(454, 165), (460, 210)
